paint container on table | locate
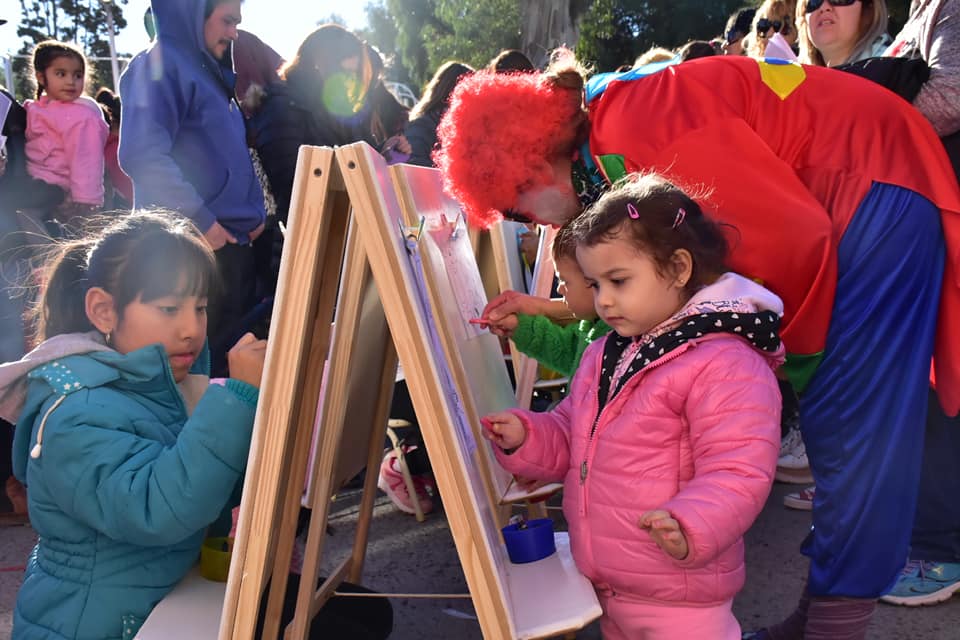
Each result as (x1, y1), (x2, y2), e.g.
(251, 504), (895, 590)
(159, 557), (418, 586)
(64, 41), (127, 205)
(501, 516), (555, 564)
(200, 536), (233, 582)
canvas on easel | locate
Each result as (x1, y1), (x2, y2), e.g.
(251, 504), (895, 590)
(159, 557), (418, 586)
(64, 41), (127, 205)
(487, 221), (565, 410)
(338, 142), (600, 639)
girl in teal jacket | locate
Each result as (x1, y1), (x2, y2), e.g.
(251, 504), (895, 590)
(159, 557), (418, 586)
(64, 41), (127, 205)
(0, 211), (267, 639)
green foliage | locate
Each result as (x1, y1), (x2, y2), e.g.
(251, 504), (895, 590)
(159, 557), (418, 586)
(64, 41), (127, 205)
(427, 0), (521, 76)
(364, 0), (918, 94)
(577, 0), (747, 71)
(575, 0), (643, 73)
(369, 0), (520, 89)
(13, 0), (128, 101)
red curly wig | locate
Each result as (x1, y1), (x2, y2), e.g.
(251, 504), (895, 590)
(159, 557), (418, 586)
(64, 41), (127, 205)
(435, 68), (587, 228)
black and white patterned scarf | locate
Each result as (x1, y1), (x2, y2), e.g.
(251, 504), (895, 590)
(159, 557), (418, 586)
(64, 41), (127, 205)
(596, 310), (781, 413)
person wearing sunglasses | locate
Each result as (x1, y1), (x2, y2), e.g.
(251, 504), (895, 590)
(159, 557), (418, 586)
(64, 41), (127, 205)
(722, 6), (757, 55)
(748, 0), (799, 57)
(797, 0), (891, 67)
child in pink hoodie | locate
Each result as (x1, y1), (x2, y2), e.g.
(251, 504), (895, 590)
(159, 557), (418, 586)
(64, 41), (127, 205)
(25, 40), (108, 221)
(483, 174), (783, 639)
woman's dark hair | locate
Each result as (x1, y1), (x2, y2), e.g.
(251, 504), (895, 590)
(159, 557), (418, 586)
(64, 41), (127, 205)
(569, 173), (729, 299)
(409, 61), (473, 120)
(34, 211), (218, 341)
(279, 24), (367, 85)
(30, 40), (87, 99)
(95, 87), (121, 127)
(488, 49), (536, 73)
(677, 40), (720, 61)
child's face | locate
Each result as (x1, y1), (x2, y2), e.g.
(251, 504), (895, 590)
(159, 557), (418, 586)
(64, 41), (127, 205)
(37, 55), (84, 102)
(577, 235), (685, 338)
(111, 292), (209, 383)
(555, 256), (595, 320)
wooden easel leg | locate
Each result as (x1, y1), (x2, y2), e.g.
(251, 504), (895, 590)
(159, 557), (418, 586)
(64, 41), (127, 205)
(350, 347), (400, 583)
(385, 426), (425, 522)
(525, 500), (549, 520)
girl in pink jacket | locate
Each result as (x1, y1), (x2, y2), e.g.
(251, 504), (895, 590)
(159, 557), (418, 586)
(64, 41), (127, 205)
(483, 174), (783, 639)
(25, 40), (108, 218)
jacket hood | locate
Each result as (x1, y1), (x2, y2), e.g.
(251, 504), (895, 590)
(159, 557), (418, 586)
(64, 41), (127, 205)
(0, 332), (110, 423)
(8, 335), (212, 478)
(152, 0), (235, 78)
(680, 272), (785, 368)
(152, 0), (207, 54)
(686, 272), (784, 317)
(0, 333), (212, 424)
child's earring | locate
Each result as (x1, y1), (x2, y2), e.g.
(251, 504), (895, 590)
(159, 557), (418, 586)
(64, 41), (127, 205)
(104, 330), (112, 344)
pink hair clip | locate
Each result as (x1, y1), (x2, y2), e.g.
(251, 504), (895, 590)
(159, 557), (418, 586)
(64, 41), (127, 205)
(627, 203), (640, 219)
(673, 207), (686, 229)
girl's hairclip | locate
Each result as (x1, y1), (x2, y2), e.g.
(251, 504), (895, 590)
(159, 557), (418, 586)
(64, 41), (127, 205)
(627, 203), (640, 219)
(673, 207), (686, 229)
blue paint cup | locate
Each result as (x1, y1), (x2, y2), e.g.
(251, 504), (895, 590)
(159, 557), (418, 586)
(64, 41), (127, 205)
(501, 518), (556, 564)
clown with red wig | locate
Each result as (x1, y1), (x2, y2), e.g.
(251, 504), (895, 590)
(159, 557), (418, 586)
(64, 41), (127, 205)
(436, 51), (960, 639)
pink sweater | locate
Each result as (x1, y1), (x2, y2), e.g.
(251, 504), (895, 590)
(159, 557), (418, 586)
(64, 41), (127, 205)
(25, 95), (109, 206)
(495, 276), (783, 606)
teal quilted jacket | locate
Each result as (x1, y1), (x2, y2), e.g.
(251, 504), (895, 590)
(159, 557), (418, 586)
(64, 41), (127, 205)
(9, 339), (257, 639)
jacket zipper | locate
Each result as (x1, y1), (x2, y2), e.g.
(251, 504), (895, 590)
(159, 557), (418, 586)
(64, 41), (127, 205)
(578, 341), (696, 510)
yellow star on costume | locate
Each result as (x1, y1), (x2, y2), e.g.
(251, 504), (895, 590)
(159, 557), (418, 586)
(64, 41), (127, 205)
(758, 60), (806, 100)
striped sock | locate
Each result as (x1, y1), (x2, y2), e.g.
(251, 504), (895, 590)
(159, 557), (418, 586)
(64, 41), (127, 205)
(765, 588), (810, 640)
(803, 597), (876, 640)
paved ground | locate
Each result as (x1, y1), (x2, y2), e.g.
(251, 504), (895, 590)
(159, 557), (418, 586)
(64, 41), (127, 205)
(2, 482), (959, 639)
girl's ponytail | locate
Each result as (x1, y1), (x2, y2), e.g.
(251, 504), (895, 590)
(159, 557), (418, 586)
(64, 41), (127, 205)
(34, 240), (96, 341)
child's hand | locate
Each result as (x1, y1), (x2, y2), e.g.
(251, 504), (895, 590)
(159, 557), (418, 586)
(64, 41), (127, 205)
(473, 313), (519, 337)
(481, 412), (526, 450)
(228, 332), (268, 388)
(482, 290), (545, 322)
(639, 510), (689, 560)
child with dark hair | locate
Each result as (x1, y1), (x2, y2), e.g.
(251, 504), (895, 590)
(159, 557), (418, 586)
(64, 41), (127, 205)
(25, 40), (108, 221)
(94, 87), (134, 207)
(483, 173), (783, 639)
(0, 211), (266, 638)
(477, 219), (610, 377)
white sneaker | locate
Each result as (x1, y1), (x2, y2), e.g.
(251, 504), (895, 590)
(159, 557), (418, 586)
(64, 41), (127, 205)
(776, 427), (814, 484)
(783, 485), (816, 511)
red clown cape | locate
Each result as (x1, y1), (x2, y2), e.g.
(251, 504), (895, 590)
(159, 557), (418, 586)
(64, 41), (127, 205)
(587, 57), (960, 413)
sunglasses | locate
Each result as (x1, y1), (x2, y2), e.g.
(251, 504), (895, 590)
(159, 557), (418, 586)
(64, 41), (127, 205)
(756, 18), (793, 36)
(805, 0), (860, 13)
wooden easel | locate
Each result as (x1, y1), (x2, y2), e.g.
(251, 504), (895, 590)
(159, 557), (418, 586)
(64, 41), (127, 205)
(141, 144), (600, 639)
(332, 142), (599, 639)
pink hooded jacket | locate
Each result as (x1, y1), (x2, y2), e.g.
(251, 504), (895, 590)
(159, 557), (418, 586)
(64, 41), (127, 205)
(494, 274), (783, 606)
(25, 94), (108, 205)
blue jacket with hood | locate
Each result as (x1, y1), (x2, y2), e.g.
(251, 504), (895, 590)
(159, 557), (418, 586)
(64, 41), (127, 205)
(118, 0), (266, 242)
(2, 334), (257, 639)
